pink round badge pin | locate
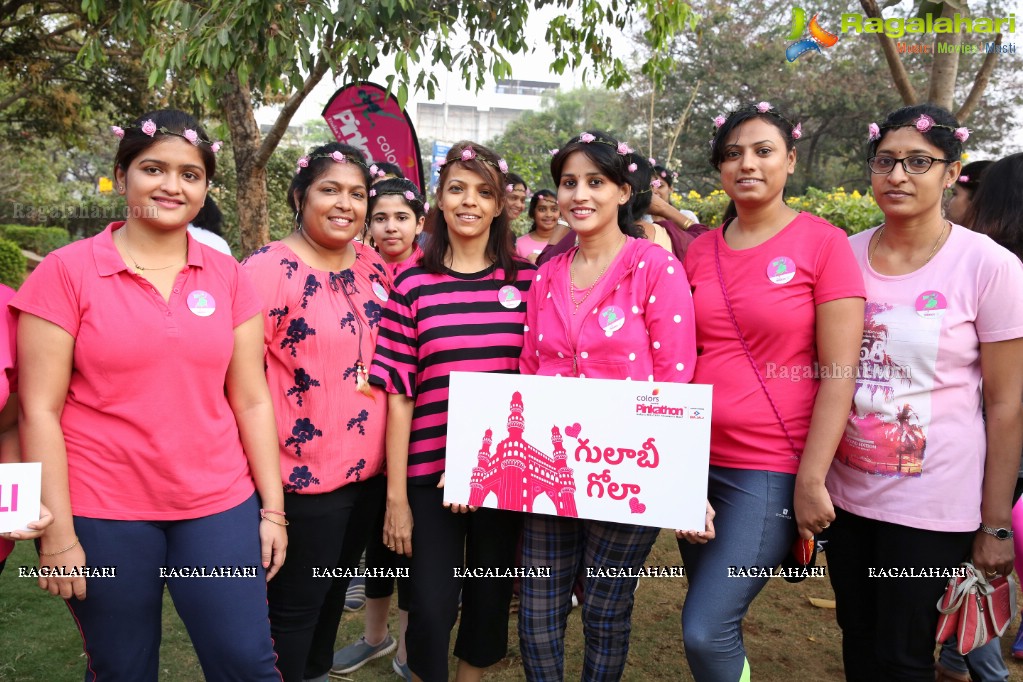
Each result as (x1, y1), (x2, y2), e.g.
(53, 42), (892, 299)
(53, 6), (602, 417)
(373, 281), (389, 302)
(915, 291), (947, 319)
(499, 285), (522, 309)
(599, 305), (626, 333)
(767, 257), (796, 284)
(187, 290), (216, 317)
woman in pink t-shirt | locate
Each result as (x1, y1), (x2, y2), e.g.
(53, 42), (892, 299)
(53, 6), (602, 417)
(680, 104), (865, 681)
(826, 106), (1023, 681)
(13, 109), (285, 680)
(242, 142), (392, 681)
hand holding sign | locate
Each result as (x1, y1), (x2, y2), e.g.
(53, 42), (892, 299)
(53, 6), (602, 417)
(0, 501), (52, 540)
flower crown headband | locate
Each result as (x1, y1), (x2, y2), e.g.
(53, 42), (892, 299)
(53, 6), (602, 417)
(548, 133), (636, 160)
(112, 121), (223, 152)
(437, 145), (509, 177)
(295, 150), (372, 175)
(368, 186), (429, 213)
(712, 102), (803, 140)
(867, 116), (970, 143)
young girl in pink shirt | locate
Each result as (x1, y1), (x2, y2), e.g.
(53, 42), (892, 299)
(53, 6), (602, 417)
(517, 130), (703, 681)
(13, 109), (285, 681)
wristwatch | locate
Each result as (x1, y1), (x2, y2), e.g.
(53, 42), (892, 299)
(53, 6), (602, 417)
(979, 523), (1014, 540)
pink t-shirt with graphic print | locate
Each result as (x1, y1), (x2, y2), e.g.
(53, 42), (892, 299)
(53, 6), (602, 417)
(827, 224), (1023, 532)
(684, 212), (865, 475)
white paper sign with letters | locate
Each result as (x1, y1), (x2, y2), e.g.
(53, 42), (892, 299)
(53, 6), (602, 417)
(0, 462), (42, 534)
(444, 372), (712, 530)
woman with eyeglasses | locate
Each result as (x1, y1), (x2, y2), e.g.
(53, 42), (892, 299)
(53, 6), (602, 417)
(825, 104), (1023, 681)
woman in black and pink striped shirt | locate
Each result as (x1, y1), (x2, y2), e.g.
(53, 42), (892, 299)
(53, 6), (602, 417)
(370, 141), (535, 682)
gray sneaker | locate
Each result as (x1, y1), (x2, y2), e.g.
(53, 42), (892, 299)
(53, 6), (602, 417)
(392, 656), (412, 682)
(329, 634), (397, 675)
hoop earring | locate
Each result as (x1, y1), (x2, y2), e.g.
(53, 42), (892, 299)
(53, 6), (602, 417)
(294, 210), (302, 230)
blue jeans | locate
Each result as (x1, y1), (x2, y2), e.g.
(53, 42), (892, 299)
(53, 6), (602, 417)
(677, 466), (797, 682)
(68, 493), (279, 682)
(938, 638), (1009, 682)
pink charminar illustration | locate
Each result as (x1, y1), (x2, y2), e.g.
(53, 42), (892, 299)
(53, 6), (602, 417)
(468, 391), (579, 517)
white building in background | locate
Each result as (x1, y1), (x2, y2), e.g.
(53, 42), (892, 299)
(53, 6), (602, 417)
(414, 79), (560, 145)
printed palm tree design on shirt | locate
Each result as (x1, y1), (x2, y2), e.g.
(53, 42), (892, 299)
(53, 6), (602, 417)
(286, 368), (320, 406)
(363, 300), (382, 327)
(855, 302), (911, 402)
(347, 409), (369, 435)
(300, 274), (322, 309)
(284, 465), (320, 492)
(280, 258), (299, 279)
(346, 458), (366, 481)
(285, 417), (323, 457)
(281, 317), (316, 357)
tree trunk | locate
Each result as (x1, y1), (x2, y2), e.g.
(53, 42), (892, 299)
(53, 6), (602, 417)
(221, 71), (270, 253)
(927, 2), (961, 109)
(859, 0), (917, 105)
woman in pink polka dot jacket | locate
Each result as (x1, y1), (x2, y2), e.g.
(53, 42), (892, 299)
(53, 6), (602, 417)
(516, 130), (705, 681)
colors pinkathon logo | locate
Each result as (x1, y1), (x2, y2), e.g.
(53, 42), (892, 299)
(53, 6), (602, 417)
(786, 7), (840, 62)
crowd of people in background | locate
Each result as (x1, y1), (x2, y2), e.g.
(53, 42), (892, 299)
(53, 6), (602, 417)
(2, 99), (1023, 682)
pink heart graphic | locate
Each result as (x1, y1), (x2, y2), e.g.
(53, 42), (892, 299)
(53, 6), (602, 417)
(565, 423), (581, 439)
(629, 497), (646, 514)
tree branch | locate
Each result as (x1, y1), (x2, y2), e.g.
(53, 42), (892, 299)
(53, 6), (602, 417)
(956, 34), (1001, 123)
(859, 0), (917, 105)
(255, 52), (330, 168)
(666, 79), (700, 167)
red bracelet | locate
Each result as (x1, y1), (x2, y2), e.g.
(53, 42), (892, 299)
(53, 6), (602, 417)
(260, 509), (286, 517)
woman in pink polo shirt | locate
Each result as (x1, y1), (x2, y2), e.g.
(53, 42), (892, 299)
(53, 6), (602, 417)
(679, 103), (864, 680)
(13, 109), (285, 681)
(242, 142), (391, 681)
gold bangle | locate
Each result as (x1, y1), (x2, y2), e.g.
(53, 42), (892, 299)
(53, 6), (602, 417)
(39, 537), (80, 556)
(260, 514), (289, 527)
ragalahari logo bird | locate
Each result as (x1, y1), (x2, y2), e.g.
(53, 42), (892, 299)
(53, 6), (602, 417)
(786, 7), (839, 62)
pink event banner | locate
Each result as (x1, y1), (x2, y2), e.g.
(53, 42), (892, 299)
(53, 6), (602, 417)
(444, 372), (712, 530)
(321, 81), (424, 191)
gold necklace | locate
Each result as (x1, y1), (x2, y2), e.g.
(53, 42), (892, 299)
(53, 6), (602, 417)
(119, 229), (186, 272)
(569, 235), (624, 314)
(868, 221), (948, 268)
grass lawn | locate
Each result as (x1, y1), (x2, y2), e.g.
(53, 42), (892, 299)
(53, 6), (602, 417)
(2, 531), (1023, 680)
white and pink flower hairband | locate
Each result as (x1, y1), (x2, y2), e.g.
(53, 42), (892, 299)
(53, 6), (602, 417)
(712, 103), (802, 140)
(867, 116), (970, 142)
(294, 150), (372, 174)
(112, 121), (222, 153)
(576, 132), (636, 158)
(369, 185), (429, 213)
(439, 145), (509, 177)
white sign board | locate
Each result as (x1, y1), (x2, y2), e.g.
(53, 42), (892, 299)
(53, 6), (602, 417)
(444, 372), (712, 530)
(0, 462), (42, 534)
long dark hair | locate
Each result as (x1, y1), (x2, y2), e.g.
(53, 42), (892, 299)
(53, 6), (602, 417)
(421, 141), (521, 282)
(964, 153), (1023, 261)
(550, 130), (643, 238)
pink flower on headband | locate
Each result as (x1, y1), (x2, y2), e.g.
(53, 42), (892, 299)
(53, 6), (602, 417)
(914, 115), (934, 132)
(958, 175), (970, 183)
(548, 148), (559, 156)
(648, 157), (656, 166)
(111, 125), (125, 139)
(628, 163), (637, 172)
(369, 189), (377, 197)
(437, 159), (447, 167)
(182, 129), (198, 145)
(297, 156), (310, 168)
(498, 159), (509, 173)
(377, 170), (386, 177)
(370, 164), (379, 175)
(791, 122), (802, 140)
(660, 171), (667, 178)
(868, 123), (881, 141)
(141, 120), (157, 137)
(211, 141), (222, 153)
(331, 151), (347, 163)
(954, 127), (970, 142)
(460, 146), (476, 161)
(404, 191), (415, 201)
(756, 102), (772, 113)
(616, 142), (632, 155)
(651, 179), (662, 188)
(424, 202), (430, 212)
(713, 115), (726, 128)
(506, 184), (514, 192)
(580, 133), (596, 143)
